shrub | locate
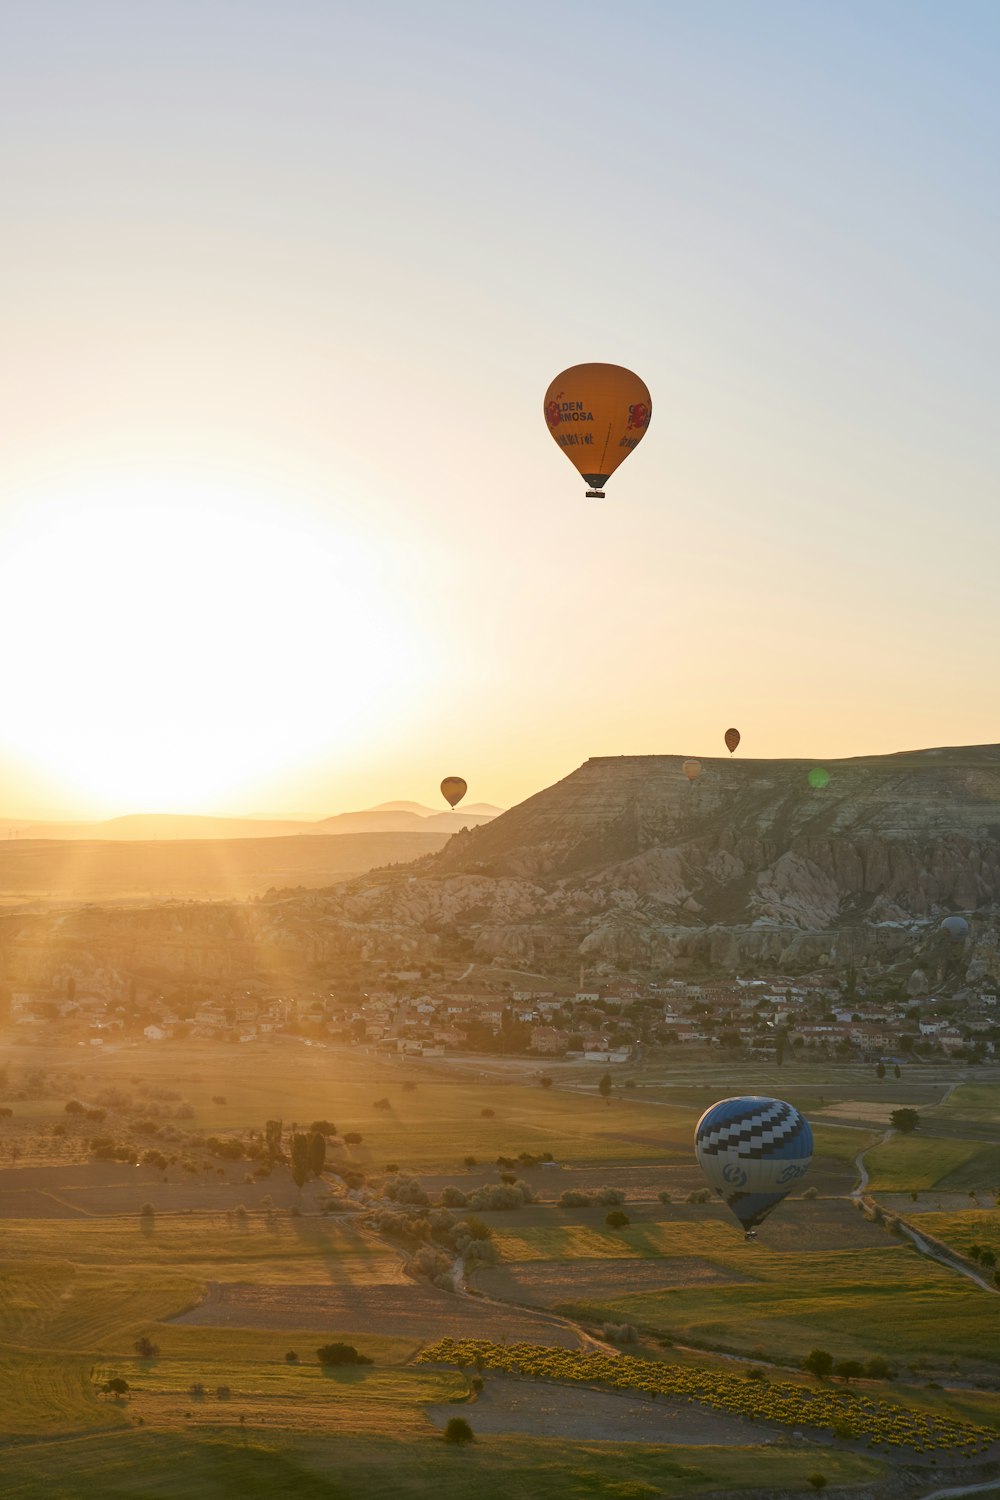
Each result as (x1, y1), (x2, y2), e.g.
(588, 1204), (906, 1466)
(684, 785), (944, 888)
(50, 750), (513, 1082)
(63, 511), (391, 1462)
(559, 1189), (592, 1208)
(444, 1417), (474, 1444)
(480, 1108), (495, 1118)
(657, 1190), (672, 1205)
(500, 1171), (517, 1185)
(802, 1186), (818, 1199)
(605, 1210), (630, 1230)
(595, 1187), (625, 1206)
(212, 1096), (227, 1106)
(384, 1162), (400, 1173)
(285, 1351), (298, 1363)
(602, 1322), (638, 1344)
(139, 1203), (155, 1220)
(216, 1385), (231, 1400)
(373, 1098), (391, 1111)
(189, 1382), (205, 1399)
(310, 1121), (337, 1136)
(344, 1131), (363, 1145)
(803, 1349), (834, 1379)
(441, 1186), (468, 1208)
(863, 1357), (894, 1380)
(134, 1336), (160, 1358)
(65, 1099), (85, 1114)
(317, 1342), (372, 1367)
(807, 1477), (827, 1492)
(463, 1155), (477, 1168)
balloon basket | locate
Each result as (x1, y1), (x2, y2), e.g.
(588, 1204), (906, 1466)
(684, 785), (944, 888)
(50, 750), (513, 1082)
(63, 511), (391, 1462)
(585, 489), (606, 498)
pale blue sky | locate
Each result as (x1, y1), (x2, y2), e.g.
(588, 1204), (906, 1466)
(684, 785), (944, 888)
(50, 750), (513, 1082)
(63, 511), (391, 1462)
(1, 3), (998, 815)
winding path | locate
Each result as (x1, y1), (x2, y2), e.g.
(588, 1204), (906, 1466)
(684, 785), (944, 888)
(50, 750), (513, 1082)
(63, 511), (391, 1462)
(852, 1130), (998, 1295)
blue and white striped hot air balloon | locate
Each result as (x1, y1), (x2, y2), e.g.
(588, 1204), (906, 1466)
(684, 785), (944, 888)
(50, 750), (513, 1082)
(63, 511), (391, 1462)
(694, 1096), (813, 1240)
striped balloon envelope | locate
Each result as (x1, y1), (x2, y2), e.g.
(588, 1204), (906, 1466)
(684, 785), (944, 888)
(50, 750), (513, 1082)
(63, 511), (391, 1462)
(694, 1096), (812, 1237)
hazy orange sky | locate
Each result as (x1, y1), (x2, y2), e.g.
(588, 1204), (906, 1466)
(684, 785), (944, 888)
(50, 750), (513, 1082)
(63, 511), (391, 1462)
(2, 3), (999, 818)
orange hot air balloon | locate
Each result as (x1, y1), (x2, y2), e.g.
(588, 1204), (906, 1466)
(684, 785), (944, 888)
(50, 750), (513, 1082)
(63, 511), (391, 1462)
(682, 759), (702, 782)
(440, 777), (467, 809)
(724, 728), (741, 755)
(544, 363), (651, 497)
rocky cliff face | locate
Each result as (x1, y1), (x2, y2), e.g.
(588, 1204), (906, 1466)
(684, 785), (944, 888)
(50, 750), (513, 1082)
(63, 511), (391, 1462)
(4, 746), (1000, 988)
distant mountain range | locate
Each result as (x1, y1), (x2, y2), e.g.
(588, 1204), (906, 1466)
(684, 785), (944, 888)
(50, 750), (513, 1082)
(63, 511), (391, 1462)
(0, 802), (503, 843)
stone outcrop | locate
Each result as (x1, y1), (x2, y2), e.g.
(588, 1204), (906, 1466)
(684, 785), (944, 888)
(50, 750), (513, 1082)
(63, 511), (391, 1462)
(4, 745), (999, 987)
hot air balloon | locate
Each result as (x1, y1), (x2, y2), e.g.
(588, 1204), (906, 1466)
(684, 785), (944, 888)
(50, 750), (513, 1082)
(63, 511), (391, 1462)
(682, 759), (702, 783)
(544, 363), (651, 498)
(694, 1096), (812, 1240)
(440, 777), (467, 809)
(724, 728), (741, 755)
(941, 915), (969, 942)
(808, 767), (830, 790)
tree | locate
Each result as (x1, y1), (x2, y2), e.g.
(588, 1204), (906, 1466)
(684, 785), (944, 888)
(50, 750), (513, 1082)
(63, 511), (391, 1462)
(291, 1133), (310, 1189)
(863, 1356), (893, 1380)
(598, 1073), (613, 1103)
(344, 1131), (363, 1145)
(606, 1209), (630, 1229)
(308, 1131), (326, 1177)
(139, 1202), (155, 1221)
(833, 1359), (865, 1384)
(890, 1108), (920, 1134)
(803, 1349), (834, 1379)
(134, 1335), (159, 1358)
(444, 1417), (474, 1444)
(316, 1342), (372, 1366)
(310, 1120), (337, 1136)
(775, 1029), (788, 1067)
(102, 1377), (129, 1399)
(264, 1119), (284, 1162)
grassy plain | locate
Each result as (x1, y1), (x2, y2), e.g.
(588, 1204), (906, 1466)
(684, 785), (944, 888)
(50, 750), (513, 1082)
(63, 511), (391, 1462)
(0, 1429), (888, 1499)
(5, 1047), (1000, 1495)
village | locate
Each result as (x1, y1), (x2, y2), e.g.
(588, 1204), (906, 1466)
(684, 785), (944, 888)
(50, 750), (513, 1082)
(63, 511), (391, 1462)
(7, 965), (999, 1068)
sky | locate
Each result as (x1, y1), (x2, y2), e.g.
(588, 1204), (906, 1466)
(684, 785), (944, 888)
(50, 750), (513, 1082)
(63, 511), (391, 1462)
(1, 1), (999, 819)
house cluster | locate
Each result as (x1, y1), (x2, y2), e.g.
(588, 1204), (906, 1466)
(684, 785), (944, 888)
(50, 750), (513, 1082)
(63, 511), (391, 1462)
(6, 968), (998, 1065)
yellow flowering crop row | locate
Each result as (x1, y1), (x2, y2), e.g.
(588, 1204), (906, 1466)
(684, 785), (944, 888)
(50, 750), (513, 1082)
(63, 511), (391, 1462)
(417, 1338), (994, 1454)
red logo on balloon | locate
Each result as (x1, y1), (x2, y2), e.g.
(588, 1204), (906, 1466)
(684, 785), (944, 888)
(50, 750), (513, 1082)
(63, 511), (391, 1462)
(627, 401), (650, 430)
(545, 399), (562, 428)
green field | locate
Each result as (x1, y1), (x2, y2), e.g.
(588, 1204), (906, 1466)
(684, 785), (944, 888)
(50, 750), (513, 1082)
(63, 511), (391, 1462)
(0, 1429), (889, 1499)
(865, 1134), (1000, 1192)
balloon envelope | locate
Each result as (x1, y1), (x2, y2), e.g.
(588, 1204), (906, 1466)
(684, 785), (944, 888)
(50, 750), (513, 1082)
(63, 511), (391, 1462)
(941, 915), (969, 942)
(440, 777), (467, 809)
(724, 727), (741, 755)
(808, 767), (830, 789)
(694, 1096), (813, 1232)
(544, 363), (651, 496)
(682, 759), (702, 782)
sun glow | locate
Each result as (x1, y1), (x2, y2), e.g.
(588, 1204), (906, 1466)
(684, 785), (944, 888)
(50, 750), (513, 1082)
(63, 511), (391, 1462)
(1, 473), (424, 814)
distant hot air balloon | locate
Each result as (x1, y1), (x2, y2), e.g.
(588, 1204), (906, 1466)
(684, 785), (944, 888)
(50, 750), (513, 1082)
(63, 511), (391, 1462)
(440, 777), (467, 809)
(941, 915), (969, 942)
(682, 759), (702, 783)
(808, 767), (830, 790)
(544, 363), (651, 498)
(724, 728), (741, 755)
(694, 1096), (812, 1240)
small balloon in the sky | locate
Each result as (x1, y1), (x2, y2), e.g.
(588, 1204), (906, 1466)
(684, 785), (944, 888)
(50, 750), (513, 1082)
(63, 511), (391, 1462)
(808, 767), (830, 790)
(440, 777), (468, 809)
(544, 363), (651, 498)
(941, 915), (969, 943)
(724, 728), (741, 755)
(682, 759), (702, 783)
